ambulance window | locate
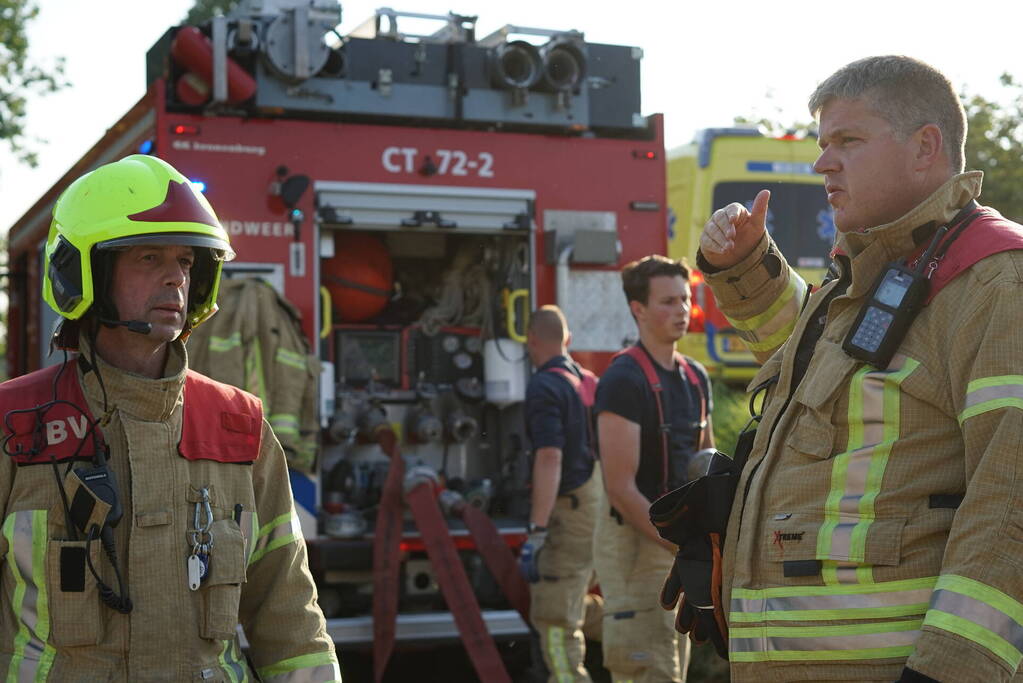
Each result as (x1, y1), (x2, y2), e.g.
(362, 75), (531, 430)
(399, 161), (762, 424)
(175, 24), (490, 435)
(712, 182), (835, 269)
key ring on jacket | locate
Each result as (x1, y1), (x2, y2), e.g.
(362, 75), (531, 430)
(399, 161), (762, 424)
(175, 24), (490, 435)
(190, 487), (215, 549)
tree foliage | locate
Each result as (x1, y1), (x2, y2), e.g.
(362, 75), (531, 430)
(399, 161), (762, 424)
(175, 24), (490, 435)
(0, 0), (65, 167)
(963, 74), (1023, 222)
(184, 0), (239, 26)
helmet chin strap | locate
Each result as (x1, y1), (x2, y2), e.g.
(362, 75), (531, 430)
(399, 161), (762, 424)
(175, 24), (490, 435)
(97, 317), (153, 335)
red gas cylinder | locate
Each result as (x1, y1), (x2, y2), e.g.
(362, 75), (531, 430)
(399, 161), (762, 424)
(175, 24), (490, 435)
(323, 233), (393, 322)
(171, 26), (257, 103)
(176, 72), (211, 106)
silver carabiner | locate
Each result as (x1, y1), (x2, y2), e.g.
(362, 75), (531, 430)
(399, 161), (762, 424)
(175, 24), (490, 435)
(190, 487), (215, 547)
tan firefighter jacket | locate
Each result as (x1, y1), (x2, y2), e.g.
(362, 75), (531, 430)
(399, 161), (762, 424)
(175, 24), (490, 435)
(187, 278), (321, 473)
(704, 172), (1023, 682)
(0, 337), (339, 682)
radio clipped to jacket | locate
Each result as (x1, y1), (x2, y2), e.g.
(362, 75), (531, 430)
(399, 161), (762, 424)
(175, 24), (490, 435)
(843, 202), (981, 369)
(842, 260), (932, 369)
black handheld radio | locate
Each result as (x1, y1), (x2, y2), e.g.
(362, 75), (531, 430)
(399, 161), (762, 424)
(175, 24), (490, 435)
(842, 258), (933, 369)
(842, 202), (981, 369)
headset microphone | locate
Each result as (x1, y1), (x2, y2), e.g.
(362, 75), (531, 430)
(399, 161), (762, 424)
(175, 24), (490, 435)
(98, 318), (153, 335)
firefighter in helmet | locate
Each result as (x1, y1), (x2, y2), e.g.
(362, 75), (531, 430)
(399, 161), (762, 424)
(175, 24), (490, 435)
(0, 155), (340, 681)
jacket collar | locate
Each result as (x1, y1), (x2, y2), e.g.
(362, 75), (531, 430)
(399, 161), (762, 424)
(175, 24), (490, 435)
(77, 334), (188, 423)
(836, 171), (983, 299)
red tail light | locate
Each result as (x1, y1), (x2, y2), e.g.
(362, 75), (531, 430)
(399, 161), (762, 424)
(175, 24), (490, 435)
(688, 303), (705, 333)
(688, 270), (706, 332)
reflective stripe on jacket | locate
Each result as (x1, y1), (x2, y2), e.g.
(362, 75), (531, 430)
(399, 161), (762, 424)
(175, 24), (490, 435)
(705, 172), (1023, 682)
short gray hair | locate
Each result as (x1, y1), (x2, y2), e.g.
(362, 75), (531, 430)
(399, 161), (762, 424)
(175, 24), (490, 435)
(808, 55), (966, 172)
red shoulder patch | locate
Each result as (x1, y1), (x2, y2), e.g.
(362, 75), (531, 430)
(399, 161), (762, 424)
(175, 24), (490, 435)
(0, 362), (102, 465)
(178, 371), (262, 463)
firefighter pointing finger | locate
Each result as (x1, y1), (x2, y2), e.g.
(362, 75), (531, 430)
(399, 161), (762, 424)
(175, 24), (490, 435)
(700, 189), (771, 268)
(666, 55), (1023, 683)
(0, 155), (339, 681)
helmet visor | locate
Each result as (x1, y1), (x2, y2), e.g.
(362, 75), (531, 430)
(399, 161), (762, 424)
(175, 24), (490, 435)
(95, 231), (235, 261)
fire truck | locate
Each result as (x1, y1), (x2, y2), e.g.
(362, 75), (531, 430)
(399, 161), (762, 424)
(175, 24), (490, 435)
(667, 127), (834, 384)
(4, 0), (665, 669)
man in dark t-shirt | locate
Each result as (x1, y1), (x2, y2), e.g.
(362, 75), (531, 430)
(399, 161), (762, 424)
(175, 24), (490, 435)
(594, 255), (714, 683)
(596, 343), (712, 497)
(521, 305), (602, 682)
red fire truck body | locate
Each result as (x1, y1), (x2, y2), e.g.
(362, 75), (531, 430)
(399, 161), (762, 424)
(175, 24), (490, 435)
(6, 3), (665, 648)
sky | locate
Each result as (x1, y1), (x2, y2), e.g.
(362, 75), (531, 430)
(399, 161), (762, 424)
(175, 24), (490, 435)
(2, 0), (1022, 233)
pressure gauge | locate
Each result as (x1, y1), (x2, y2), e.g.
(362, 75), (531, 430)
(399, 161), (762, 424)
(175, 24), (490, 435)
(442, 335), (461, 353)
(453, 352), (473, 370)
(464, 336), (482, 354)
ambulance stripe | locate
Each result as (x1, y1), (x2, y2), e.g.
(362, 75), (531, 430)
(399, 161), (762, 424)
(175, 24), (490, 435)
(959, 376), (1023, 424)
(924, 575), (1023, 669)
(249, 509), (302, 565)
(4, 510), (55, 682)
(729, 618), (921, 661)
(818, 357), (918, 585)
(730, 576), (935, 623)
(726, 274), (807, 352)
(256, 652), (341, 682)
(275, 348), (308, 371)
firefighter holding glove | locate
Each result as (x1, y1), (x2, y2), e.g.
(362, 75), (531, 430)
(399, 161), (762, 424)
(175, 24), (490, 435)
(522, 305), (603, 682)
(687, 56), (1023, 683)
(0, 155), (339, 681)
(595, 256), (713, 683)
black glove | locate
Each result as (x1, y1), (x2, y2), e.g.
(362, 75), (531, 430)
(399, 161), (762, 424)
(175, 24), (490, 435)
(650, 453), (740, 661)
(895, 667), (940, 683)
(658, 536), (728, 658)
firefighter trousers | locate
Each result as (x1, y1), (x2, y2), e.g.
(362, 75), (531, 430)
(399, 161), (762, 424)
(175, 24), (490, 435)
(530, 463), (603, 683)
(594, 504), (690, 683)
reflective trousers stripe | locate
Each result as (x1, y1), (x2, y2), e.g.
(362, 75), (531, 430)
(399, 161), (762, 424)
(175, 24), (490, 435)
(924, 574), (1023, 669)
(727, 273), (807, 353)
(4, 510), (56, 682)
(249, 508), (301, 565)
(257, 652), (341, 682)
(817, 356), (918, 584)
(729, 618), (921, 662)
(959, 375), (1023, 424)
(545, 625), (573, 683)
(730, 576), (936, 623)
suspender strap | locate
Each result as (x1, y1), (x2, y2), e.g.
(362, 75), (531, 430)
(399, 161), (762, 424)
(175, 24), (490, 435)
(677, 355), (707, 447)
(544, 365), (598, 460)
(615, 346), (707, 494)
(618, 346), (669, 494)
